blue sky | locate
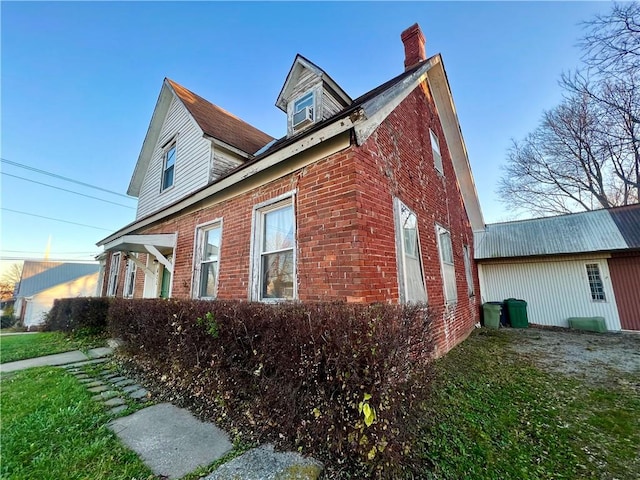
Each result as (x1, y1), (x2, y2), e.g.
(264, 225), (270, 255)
(1, 1), (612, 272)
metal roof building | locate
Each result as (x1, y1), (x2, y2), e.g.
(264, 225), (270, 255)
(475, 204), (640, 332)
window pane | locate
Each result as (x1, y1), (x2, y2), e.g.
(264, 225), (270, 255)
(294, 92), (313, 111)
(163, 165), (174, 189)
(200, 261), (218, 297)
(586, 264), (606, 301)
(166, 146), (176, 168)
(263, 205), (294, 252)
(203, 228), (221, 261)
(402, 210), (418, 258)
(261, 251), (294, 299)
(439, 231), (453, 264)
(430, 130), (440, 155)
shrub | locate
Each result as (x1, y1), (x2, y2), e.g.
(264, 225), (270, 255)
(109, 299), (434, 477)
(44, 297), (111, 336)
(1, 315), (16, 329)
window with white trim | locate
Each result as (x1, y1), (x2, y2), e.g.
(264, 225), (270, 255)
(437, 225), (457, 303)
(193, 222), (222, 299)
(107, 252), (121, 297)
(430, 129), (443, 174)
(162, 143), (176, 190)
(292, 91), (315, 130)
(394, 199), (427, 303)
(586, 263), (606, 301)
(252, 198), (295, 301)
(123, 256), (136, 298)
(463, 244), (474, 297)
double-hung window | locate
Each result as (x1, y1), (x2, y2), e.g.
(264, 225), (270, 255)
(585, 263), (606, 301)
(252, 197), (295, 301)
(292, 92), (314, 130)
(394, 199), (427, 303)
(194, 221), (222, 298)
(437, 225), (457, 303)
(162, 143), (176, 190)
(107, 252), (121, 297)
(430, 129), (443, 174)
(123, 256), (136, 298)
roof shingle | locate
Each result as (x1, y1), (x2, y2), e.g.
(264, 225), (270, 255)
(167, 79), (274, 155)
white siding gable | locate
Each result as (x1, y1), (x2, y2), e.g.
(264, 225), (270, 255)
(136, 95), (211, 219)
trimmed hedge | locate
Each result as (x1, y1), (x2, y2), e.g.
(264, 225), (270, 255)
(44, 297), (111, 336)
(109, 299), (434, 477)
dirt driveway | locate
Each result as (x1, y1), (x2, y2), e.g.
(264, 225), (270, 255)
(504, 327), (640, 386)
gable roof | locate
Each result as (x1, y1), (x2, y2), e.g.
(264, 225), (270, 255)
(275, 54), (352, 112)
(16, 261), (99, 297)
(474, 204), (640, 260)
(100, 51), (484, 245)
(127, 78), (274, 197)
(167, 79), (274, 154)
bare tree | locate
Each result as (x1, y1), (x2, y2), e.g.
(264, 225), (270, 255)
(0, 262), (23, 301)
(500, 3), (640, 216)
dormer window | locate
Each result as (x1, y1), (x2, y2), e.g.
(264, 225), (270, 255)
(292, 92), (315, 130)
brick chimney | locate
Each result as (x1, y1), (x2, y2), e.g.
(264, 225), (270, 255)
(401, 23), (426, 71)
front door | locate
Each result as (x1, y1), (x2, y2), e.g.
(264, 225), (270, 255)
(160, 266), (171, 298)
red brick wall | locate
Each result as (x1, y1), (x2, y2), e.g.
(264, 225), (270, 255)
(352, 81), (479, 355)
(103, 80), (479, 356)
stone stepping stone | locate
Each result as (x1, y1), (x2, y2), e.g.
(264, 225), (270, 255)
(109, 405), (128, 416)
(92, 391), (118, 401)
(85, 380), (104, 388)
(102, 373), (119, 380)
(204, 444), (323, 480)
(74, 373), (90, 380)
(63, 358), (109, 369)
(79, 377), (97, 384)
(88, 385), (109, 393)
(104, 397), (126, 407)
(109, 403), (232, 479)
(122, 384), (142, 393)
(129, 388), (150, 401)
(108, 376), (126, 383)
(114, 379), (135, 387)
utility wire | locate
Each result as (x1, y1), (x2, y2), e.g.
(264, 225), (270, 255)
(1, 158), (136, 200)
(0, 256), (99, 262)
(1, 172), (135, 209)
(1, 208), (114, 232)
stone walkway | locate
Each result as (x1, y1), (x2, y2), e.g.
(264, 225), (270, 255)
(5, 349), (323, 479)
(63, 358), (152, 415)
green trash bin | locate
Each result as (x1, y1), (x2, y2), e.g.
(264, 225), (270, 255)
(504, 298), (528, 328)
(482, 303), (502, 329)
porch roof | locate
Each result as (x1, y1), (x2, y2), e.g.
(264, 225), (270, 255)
(102, 233), (176, 254)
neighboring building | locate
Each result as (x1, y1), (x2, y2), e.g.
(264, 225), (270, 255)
(97, 24), (484, 356)
(14, 261), (100, 329)
(475, 204), (640, 331)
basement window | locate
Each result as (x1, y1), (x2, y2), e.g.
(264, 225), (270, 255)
(586, 263), (606, 301)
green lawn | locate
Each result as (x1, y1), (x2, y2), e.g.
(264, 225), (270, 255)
(0, 367), (155, 480)
(0, 332), (105, 363)
(418, 330), (640, 479)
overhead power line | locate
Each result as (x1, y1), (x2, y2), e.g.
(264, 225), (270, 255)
(1, 208), (115, 232)
(2, 172), (135, 209)
(1, 158), (136, 200)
